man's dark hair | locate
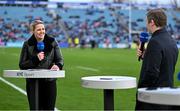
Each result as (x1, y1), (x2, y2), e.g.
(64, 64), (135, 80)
(147, 8), (167, 27)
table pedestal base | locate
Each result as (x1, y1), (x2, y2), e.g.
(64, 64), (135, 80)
(104, 89), (114, 110)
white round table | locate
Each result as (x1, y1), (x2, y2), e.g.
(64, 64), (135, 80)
(81, 76), (136, 110)
(4, 69), (65, 110)
(4, 69), (65, 78)
(138, 87), (180, 106)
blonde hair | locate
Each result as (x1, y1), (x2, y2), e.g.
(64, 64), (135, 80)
(30, 20), (44, 32)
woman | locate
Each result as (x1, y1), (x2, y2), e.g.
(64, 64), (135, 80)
(19, 20), (64, 110)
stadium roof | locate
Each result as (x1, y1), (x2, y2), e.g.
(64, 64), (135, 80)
(131, 0), (179, 5)
(49, 0), (179, 4)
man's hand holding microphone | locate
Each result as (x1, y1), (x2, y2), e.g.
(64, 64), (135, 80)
(137, 32), (149, 61)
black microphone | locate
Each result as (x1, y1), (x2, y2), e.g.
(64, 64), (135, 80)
(138, 32), (149, 61)
(37, 41), (44, 52)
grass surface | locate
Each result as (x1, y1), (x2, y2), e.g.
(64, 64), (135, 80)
(0, 47), (179, 110)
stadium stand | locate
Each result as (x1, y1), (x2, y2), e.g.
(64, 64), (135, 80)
(0, 1), (179, 48)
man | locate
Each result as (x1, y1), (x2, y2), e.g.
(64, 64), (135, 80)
(135, 9), (179, 110)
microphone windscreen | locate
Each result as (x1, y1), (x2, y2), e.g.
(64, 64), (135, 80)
(178, 72), (180, 81)
(140, 32), (149, 43)
(138, 32), (149, 61)
(37, 41), (44, 51)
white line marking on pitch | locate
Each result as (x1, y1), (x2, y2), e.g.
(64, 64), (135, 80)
(0, 77), (27, 95)
(76, 66), (99, 72)
(0, 77), (59, 111)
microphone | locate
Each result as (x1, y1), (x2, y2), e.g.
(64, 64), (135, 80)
(138, 32), (149, 61)
(177, 72), (180, 81)
(37, 41), (44, 52)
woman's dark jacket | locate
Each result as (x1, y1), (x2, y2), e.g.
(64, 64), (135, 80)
(19, 34), (64, 75)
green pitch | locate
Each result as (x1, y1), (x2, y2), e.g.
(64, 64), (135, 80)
(0, 48), (179, 110)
